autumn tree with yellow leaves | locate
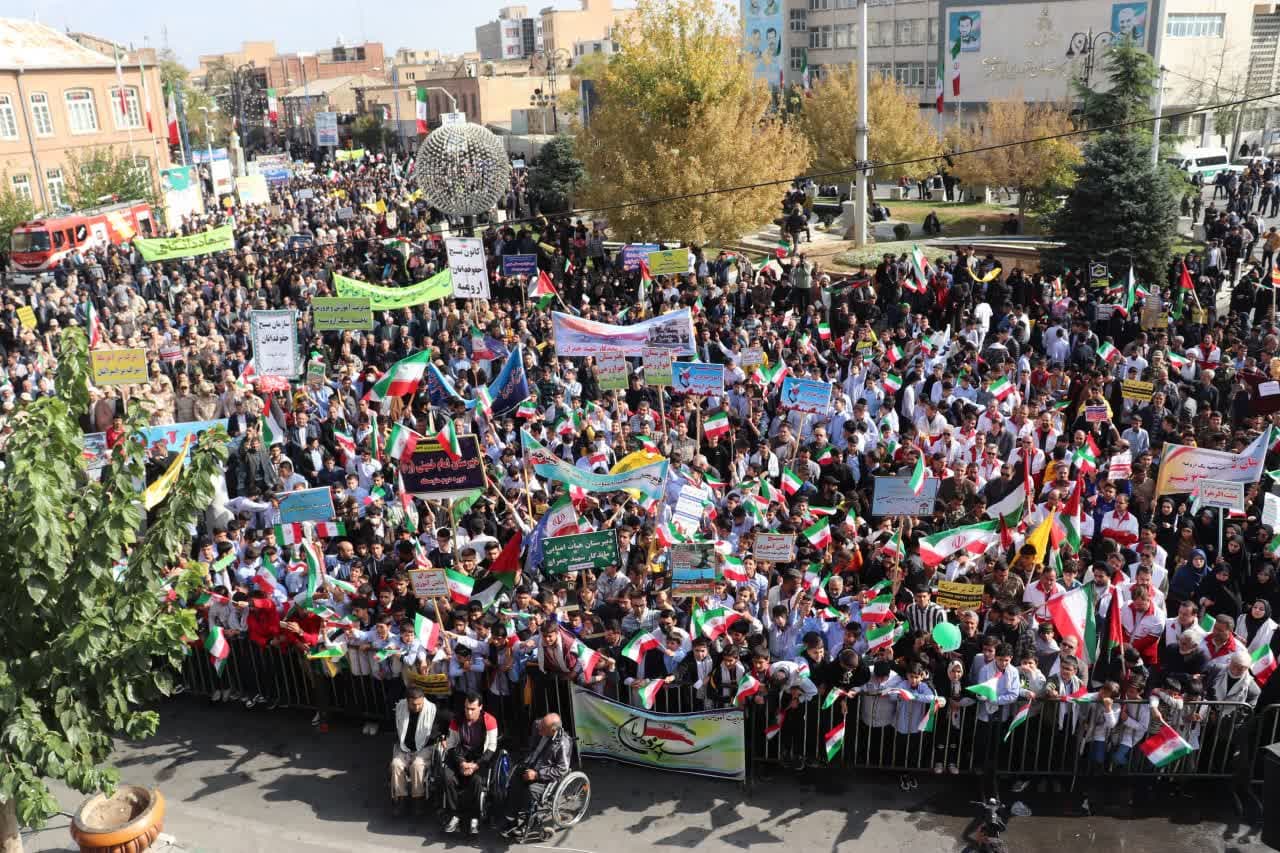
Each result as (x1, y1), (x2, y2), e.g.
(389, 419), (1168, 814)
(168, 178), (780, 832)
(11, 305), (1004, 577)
(575, 0), (811, 245)
(946, 96), (1081, 228)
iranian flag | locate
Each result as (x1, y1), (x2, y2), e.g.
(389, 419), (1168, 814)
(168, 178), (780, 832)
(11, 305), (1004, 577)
(950, 36), (962, 95)
(752, 361), (788, 390)
(735, 673), (762, 705)
(656, 522), (687, 547)
(636, 435), (660, 454)
(722, 556), (749, 583)
(862, 593), (894, 623)
(1167, 351), (1190, 371)
(823, 722), (846, 761)
(1096, 341), (1120, 363)
(693, 605), (732, 640)
(988, 376), (1013, 401)
(883, 372), (903, 394)
(865, 620), (898, 652)
(334, 430), (357, 464)
(918, 520), (1001, 567)
(1253, 645), (1278, 686)
(266, 87), (278, 123)
(907, 454), (926, 495)
(545, 495), (581, 537)
(887, 343), (904, 365)
(935, 60), (945, 112)
(259, 399), (285, 446)
(574, 641), (604, 681)
(803, 517), (832, 549)
(967, 674), (1002, 701)
(704, 411), (730, 438)
(366, 349), (434, 402)
(781, 468), (804, 496)
(205, 626), (230, 674)
(817, 321), (831, 341)
(166, 85), (180, 145)
(1138, 724), (1194, 768)
(434, 418), (463, 462)
(1004, 701), (1033, 740)
(416, 87), (428, 134)
(764, 710), (787, 739)
(621, 629), (664, 662)
(814, 446), (834, 467)
(910, 244), (930, 289)
(274, 523), (305, 547)
(881, 529), (903, 559)
(387, 423), (422, 461)
(445, 569), (474, 605)
(87, 300), (102, 349)
(315, 521), (346, 538)
(1045, 585), (1097, 664)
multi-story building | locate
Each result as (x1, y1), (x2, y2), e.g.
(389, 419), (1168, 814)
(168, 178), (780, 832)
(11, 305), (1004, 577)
(571, 36), (621, 63)
(264, 42), (386, 92)
(475, 6), (545, 62)
(0, 18), (169, 212)
(278, 73), (386, 145)
(194, 41), (277, 82)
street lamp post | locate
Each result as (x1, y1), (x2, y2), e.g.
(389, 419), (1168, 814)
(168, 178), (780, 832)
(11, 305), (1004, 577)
(529, 48), (571, 133)
(1064, 29), (1116, 88)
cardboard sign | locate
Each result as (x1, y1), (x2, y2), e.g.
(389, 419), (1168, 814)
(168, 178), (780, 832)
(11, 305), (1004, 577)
(410, 568), (449, 598)
(278, 487), (337, 523)
(159, 346), (183, 362)
(872, 476), (940, 517)
(501, 254), (538, 278)
(620, 243), (661, 271)
(1263, 492), (1280, 530)
(312, 297), (373, 331)
(1198, 479), (1245, 512)
(646, 247), (689, 277)
(753, 532), (795, 562)
(445, 236), (490, 299)
(669, 543), (718, 597)
(1085, 405), (1108, 423)
(779, 377), (834, 414)
(741, 346), (764, 368)
(16, 306), (36, 330)
(936, 580), (984, 609)
(597, 350), (629, 391)
(542, 529), (620, 575)
(1121, 380), (1154, 402)
(1108, 451), (1132, 481)
(250, 309), (299, 378)
(399, 434), (488, 499)
(643, 348), (673, 387)
(671, 362), (724, 397)
(90, 348), (147, 386)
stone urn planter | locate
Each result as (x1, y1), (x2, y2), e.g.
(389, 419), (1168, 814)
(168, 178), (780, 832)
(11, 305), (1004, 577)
(70, 785), (165, 853)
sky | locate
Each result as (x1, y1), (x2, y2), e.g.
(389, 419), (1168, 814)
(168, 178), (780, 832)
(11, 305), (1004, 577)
(14, 0), (572, 66)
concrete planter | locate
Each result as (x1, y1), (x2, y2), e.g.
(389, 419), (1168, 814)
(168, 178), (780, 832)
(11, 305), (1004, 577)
(70, 785), (165, 853)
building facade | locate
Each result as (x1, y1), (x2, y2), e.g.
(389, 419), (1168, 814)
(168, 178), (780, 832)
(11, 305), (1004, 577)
(476, 0), (630, 61)
(475, 6), (545, 62)
(264, 42), (386, 92)
(0, 19), (169, 213)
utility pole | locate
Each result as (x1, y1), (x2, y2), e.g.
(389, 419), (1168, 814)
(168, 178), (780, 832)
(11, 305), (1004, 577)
(852, 0), (869, 248)
(1151, 65), (1165, 167)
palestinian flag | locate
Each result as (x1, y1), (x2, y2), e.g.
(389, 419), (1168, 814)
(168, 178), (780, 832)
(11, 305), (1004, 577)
(530, 270), (558, 309)
(967, 674), (1002, 701)
(387, 423), (422, 461)
(87, 300), (102, 349)
(823, 722), (846, 761)
(1267, 532), (1280, 560)
(445, 569), (474, 605)
(735, 673), (762, 705)
(781, 468), (804, 496)
(274, 523), (305, 547)
(205, 626), (230, 674)
(1166, 351), (1190, 371)
(259, 399), (284, 446)
(1104, 586), (1125, 657)
(907, 454), (926, 495)
(307, 647), (345, 660)
(302, 542), (324, 599)
(988, 376), (1013, 401)
(817, 322), (831, 341)
(366, 349), (434, 402)
(883, 372), (903, 394)
(1179, 260), (1195, 292)
(621, 629), (664, 662)
(919, 700), (940, 733)
(516, 398), (539, 419)
(1253, 645), (1278, 686)
(887, 343), (904, 365)
(1004, 701), (1033, 740)
(704, 411), (730, 438)
(434, 419), (463, 462)
(803, 517), (832, 549)
(1096, 341), (1120, 363)
(865, 620), (898, 652)
(314, 521), (345, 538)
(693, 605), (732, 640)
(1074, 435), (1100, 476)
(1139, 724), (1194, 768)
(638, 259), (653, 300)
(862, 593), (894, 623)
(918, 519), (1001, 566)
(489, 531), (523, 590)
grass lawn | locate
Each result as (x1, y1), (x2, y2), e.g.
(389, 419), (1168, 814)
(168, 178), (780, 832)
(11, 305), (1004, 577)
(885, 199), (1045, 236)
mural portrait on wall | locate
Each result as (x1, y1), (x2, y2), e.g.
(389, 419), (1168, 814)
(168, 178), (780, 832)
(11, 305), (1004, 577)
(949, 11), (982, 52)
(1111, 1), (1148, 42)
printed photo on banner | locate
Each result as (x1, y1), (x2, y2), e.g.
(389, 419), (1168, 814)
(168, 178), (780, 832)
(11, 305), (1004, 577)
(949, 10), (981, 51)
(670, 543), (718, 597)
(399, 434), (488, 499)
(250, 309), (299, 378)
(741, 0), (784, 80)
(672, 362), (724, 397)
(779, 377), (833, 414)
(444, 237), (490, 299)
(552, 310), (697, 357)
(139, 420), (228, 453)
(1111, 1), (1147, 41)
(277, 487), (337, 524)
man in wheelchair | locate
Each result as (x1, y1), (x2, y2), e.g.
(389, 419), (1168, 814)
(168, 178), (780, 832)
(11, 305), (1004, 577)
(441, 692), (499, 836)
(498, 712), (572, 838)
(389, 688), (445, 817)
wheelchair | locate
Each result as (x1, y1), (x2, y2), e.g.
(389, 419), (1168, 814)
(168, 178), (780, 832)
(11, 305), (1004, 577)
(402, 740), (509, 828)
(494, 738), (591, 843)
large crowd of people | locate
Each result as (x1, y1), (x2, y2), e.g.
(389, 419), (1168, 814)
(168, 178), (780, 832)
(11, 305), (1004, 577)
(6, 146), (1280, 830)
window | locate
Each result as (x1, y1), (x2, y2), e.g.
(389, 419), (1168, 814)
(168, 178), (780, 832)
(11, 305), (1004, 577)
(11, 174), (31, 201)
(928, 18), (939, 44)
(808, 25), (831, 49)
(789, 8), (808, 32)
(0, 95), (17, 139)
(45, 168), (65, 207)
(791, 46), (806, 70)
(896, 18), (926, 46)
(29, 92), (53, 136)
(869, 63), (893, 79)
(64, 88), (99, 134)
(833, 23), (854, 48)
(128, 156), (149, 188)
(109, 86), (143, 129)
(808, 0), (828, 10)
(894, 62), (926, 87)
(1166, 13), (1224, 38)
(868, 21), (895, 47)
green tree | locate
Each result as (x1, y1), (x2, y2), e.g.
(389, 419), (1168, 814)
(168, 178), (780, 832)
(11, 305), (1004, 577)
(1074, 39), (1156, 129)
(64, 147), (157, 210)
(575, 0), (811, 245)
(0, 328), (228, 851)
(0, 180), (35, 250)
(351, 113), (392, 151)
(1045, 132), (1177, 282)
(527, 134), (585, 214)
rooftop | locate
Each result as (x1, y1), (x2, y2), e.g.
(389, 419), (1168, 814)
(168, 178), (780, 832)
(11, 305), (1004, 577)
(0, 18), (116, 70)
(279, 73), (387, 99)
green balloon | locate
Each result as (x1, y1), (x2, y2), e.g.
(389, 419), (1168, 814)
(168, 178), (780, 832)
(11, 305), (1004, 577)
(932, 621), (962, 652)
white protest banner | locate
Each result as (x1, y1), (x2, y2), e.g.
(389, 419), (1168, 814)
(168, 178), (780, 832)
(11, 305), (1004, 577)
(1155, 427), (1272, 497)
(753, 533), (795, 562)
(1265, 493), (1280, 531)
(445, 237), (490, 299)
(250, 309), (299, 378)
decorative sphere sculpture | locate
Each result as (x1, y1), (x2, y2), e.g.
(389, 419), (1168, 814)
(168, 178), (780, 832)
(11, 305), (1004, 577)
(414, 123), (512, 216)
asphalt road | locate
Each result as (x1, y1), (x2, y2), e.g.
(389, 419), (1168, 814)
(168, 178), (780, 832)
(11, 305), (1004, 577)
(20, 700), (1271, 853)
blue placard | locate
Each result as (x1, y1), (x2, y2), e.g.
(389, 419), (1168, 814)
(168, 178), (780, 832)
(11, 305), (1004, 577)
(278, 487), (336, 523)
(620, 243), (661, 272)
(671, 362), (724, 397)
(501, 254), (538, 277)
(779, 377), (834, 414)
(137, 419), (228, 453)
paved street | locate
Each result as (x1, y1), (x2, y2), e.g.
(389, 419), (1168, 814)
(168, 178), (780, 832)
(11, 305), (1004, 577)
(19, 701), (1270, 853)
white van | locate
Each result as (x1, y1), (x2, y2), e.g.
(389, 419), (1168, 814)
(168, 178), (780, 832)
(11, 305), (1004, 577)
(1167, 147), (1244, 181)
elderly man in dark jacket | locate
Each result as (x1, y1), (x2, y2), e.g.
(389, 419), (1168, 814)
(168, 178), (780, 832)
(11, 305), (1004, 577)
(500, 712), (572, 836)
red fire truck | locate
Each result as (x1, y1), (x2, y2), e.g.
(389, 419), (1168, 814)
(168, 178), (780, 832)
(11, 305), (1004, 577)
(7, 200), (156, 283)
